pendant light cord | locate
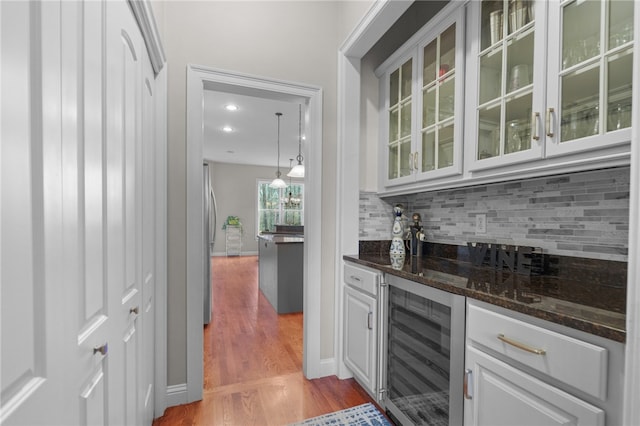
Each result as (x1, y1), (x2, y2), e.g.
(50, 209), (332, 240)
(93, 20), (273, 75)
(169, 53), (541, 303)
(276, 112), (282, 178)
(296, 105), (303, 164)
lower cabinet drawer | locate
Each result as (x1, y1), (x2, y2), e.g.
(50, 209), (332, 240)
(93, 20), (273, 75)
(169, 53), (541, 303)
(467, 302), (608, 400)
(344, 263), (379, 296)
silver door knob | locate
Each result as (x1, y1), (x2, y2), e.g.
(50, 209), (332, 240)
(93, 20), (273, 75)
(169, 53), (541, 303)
(93, 343), (108, 356)
(130, 306), (139, 315)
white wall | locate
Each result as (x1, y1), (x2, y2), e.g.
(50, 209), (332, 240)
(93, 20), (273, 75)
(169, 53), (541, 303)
(159, 1), (373, 387)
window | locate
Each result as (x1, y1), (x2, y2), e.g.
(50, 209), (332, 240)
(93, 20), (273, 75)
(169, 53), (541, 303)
(257, 180), (304, 233)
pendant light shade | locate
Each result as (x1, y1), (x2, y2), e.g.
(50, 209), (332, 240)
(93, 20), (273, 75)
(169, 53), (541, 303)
(270, 112), (287, 189)
(287, 104), (305, 178)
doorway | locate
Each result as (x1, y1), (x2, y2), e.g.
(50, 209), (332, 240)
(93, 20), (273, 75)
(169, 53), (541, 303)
(185, 65), (324, 401)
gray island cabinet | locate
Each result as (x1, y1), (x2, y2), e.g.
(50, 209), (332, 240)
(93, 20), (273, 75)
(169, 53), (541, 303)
(257, 234), (303, 314)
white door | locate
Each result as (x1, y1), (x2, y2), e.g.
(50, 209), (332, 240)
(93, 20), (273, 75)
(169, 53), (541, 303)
(139, 47), (157, 426)
(343, 286), (377, 395)
(0, 2), (73, 424)
(464, 346), (604, 426)
(105, 1), (145, 424)
(1, 1), (155, 425)
(60, 1), (112, 424)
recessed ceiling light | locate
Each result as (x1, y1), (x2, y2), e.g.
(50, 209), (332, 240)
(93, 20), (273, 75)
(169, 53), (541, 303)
(225, 104), (238, 111)
(222, 126), (233, 132)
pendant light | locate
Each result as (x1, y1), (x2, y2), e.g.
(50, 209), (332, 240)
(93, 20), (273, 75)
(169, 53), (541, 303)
(282, 159), (301, 208)
(287, 104), (305, 178)
(270, 112), (287, 189)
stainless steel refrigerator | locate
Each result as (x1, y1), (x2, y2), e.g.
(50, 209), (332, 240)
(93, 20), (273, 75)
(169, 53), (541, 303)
(203, 164), (217, 325)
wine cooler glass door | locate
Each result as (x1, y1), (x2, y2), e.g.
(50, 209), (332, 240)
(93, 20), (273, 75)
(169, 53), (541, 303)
(382, 276), (465, 425)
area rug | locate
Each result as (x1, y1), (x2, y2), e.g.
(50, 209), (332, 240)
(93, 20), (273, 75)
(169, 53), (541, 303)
(289, 403), (392, 426)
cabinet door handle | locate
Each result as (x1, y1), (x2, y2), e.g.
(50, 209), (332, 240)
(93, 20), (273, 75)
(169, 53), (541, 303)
(464, 368), (473, 400)
(367, 312), (373, 330)
(546, 107), (555, 138)
(408, 152), (414, 172)
(350, 275), (361, 282)
(413, 151), (419, 171)
(531, 112), (540, 141)
(497, 333), (546, 355)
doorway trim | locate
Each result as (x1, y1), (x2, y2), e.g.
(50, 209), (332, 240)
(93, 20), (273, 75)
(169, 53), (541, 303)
(186, 65), (323, 401)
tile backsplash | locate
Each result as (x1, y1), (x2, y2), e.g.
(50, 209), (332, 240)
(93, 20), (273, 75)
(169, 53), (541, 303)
(360, 167), (630, 261)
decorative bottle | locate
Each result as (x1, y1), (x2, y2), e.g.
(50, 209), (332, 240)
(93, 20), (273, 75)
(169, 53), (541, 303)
(389, 204), (406, 270)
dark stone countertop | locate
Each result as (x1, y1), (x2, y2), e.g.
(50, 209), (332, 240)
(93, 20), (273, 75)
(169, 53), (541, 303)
(257, 233), (304, 244)
(344, 253), (626, 343)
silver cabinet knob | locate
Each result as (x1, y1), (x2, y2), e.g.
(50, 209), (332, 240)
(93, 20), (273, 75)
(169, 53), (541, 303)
(93, 343), (108, 356)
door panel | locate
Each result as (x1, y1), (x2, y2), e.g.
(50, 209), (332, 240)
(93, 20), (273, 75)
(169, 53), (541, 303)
(60, 2), (111, 424)
(1, 1), (71, 424)
(1, 0), (48, 420)
(140, 60), (156, 426)
(106, 1), (145, 424)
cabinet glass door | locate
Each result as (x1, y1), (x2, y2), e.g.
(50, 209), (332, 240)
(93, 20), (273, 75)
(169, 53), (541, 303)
(557, 0), (633, 144)
(421, 24), (456, 172)
(388, 59), (413, 180)
(477, 0), (536, 162)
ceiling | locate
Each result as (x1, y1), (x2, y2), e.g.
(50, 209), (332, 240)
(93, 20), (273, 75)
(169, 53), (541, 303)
(203, 88), (306, 169)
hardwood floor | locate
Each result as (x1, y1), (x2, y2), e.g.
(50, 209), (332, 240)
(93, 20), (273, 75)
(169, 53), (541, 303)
(153, 255), (375, 426)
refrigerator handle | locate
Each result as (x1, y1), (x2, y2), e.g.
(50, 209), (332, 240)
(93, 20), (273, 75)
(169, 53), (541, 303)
(210, 187), (217, 248)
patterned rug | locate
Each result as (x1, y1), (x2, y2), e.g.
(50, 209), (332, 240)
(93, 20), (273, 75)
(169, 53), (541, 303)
(289, 403), (392, 426)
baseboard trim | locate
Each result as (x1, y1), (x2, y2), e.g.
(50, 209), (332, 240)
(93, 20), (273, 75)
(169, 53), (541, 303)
(166, 383), (188, 408)
(319, 357), (336, 377)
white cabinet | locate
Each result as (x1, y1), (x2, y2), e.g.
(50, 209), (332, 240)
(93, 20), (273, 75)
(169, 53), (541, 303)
(464, 300), (625, 426)
(377, 3), (465, 190)
(465, 346), (604, 426)
(466, 0), (634, 173)
(343, 262), (382, 399)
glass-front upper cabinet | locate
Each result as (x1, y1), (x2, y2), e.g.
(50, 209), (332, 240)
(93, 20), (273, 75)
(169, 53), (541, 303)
(471, 0), (546, 170)
(386, 57), (414, 182)
(419, 23), (458, 176)
(546, 0), (634, 157)
(468, 0), (634, 171)
(378, 3), (465, 188)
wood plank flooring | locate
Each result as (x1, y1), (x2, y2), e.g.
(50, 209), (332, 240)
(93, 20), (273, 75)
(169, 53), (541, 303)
(153, 256), (376, 426)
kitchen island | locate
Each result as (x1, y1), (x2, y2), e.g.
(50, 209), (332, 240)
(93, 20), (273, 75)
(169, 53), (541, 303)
(258, 233), (303, 314)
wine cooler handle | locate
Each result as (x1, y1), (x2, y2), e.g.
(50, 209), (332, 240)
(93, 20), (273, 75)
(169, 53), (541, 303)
(464, 368), (473, 400)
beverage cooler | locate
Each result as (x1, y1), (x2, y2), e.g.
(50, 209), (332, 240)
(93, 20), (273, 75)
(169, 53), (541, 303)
(381, 275), (465, 425)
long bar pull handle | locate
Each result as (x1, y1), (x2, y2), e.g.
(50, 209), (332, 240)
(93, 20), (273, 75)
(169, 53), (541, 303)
(367, 312), (373, 330)
(464, 368), (473, 400)
(497, 333), (546, 355)
(532, 112), (540, 141)
(546, 107), (555, 138)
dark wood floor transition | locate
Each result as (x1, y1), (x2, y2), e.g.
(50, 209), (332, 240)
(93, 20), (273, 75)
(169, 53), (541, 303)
(152, 255), (374, 425)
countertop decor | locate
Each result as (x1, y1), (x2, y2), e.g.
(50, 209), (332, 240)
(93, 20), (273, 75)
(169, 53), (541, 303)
(346, 241), (626, 342)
